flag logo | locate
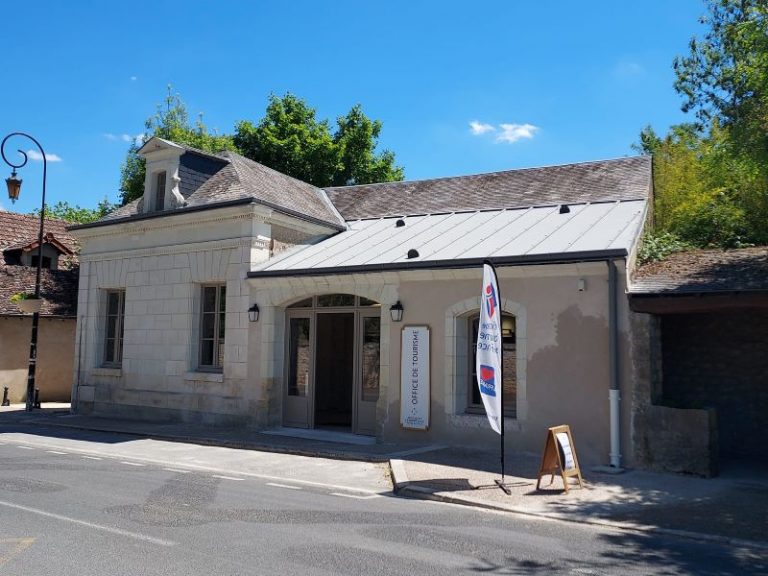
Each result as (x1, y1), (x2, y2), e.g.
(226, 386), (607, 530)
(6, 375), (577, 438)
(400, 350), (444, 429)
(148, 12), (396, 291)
(484, 283), (497, 318)
(479, 365), (496, 397)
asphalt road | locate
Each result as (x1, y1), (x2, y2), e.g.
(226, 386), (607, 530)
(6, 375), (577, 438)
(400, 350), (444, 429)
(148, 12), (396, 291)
(0, 426), (764, 576)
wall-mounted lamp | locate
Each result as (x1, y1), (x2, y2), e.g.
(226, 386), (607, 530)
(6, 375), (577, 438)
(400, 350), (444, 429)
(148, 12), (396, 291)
(501, 316), (515, 338)
(389, 301), (404, 322)
(248, 303), (260, 322)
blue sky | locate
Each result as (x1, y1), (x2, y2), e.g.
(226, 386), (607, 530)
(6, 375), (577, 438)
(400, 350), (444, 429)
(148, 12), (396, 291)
(0, 1), (705, 214)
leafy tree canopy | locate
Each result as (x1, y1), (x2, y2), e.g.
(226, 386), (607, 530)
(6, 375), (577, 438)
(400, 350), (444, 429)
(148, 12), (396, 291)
(119, 86), (235, 205)
(638, 0), (768, 258)
(31, 198), (117, 224)
(233, 93), (403, 187)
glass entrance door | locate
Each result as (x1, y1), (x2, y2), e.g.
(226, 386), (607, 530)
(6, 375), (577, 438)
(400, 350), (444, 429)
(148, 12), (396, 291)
(283, 314), (313, 428)
(354, 312), (380, 435)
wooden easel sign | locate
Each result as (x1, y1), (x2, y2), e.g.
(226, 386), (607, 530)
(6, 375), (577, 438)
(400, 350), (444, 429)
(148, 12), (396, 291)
(536, 424), (584, 493)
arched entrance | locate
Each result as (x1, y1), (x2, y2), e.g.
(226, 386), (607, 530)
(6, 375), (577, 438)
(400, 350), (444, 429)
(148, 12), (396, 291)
(284, 294), (381, 436)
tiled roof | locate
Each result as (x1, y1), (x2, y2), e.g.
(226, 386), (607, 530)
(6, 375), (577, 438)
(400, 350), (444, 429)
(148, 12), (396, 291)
(0, 212), (77, 254)
(325, 156), (652, 219)
(0, 263), (78, 316)
(97, 148), (344, 228)
(631, 247), (768, 295)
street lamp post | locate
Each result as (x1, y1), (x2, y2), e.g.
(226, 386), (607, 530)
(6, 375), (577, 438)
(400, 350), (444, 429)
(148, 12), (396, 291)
(2, 132), (48, 412)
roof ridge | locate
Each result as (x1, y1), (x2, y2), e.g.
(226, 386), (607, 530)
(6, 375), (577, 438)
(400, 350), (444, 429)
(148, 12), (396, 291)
(324, 155), (650, 192)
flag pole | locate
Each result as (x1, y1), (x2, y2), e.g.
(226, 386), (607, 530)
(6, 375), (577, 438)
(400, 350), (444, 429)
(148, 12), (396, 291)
(486, 259), (511, 495)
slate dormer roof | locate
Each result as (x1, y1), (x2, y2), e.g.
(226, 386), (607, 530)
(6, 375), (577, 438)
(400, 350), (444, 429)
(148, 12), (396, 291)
(93, 141), (345, 230)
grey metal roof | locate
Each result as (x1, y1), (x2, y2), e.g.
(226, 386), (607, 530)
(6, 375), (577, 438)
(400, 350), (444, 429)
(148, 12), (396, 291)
(250, 199), (647, 276)
(630, 247), (768, 295)
(325, 156), (651, 220)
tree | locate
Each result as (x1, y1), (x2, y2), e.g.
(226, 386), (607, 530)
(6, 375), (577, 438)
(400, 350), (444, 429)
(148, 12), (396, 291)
(333, 104), (404, 186)
(234, 94), (338, 187)
(119, 87), (235, 205)
(32, 198), (117, 224)
(673, 0), (768, 161)
(234, 93), (403, 187)
(637, 0), (768, 255)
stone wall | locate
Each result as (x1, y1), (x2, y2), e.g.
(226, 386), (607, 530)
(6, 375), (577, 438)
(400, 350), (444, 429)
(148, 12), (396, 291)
(661, 310), (768, 460)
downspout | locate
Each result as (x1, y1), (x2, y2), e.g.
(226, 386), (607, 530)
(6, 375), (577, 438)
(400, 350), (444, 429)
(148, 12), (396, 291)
(608, 259), (622, 468)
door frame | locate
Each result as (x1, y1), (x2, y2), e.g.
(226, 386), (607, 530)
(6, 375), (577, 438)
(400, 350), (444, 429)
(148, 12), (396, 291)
(281, 296), (382, 435)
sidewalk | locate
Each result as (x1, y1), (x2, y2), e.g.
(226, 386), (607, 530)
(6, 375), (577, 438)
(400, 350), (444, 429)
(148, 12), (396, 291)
(2, 404), (766, 549)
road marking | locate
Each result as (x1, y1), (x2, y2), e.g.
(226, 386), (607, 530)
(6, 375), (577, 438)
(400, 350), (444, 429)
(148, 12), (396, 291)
(46, 450), (68, 455)
(331, 492), (380, 500)
(0, 538), (35, 567)
(212, 475), (244, 481)
(120, 461), (145, 467)
(82, 456), (101, 460)
(0, 500), (175, 547)
(163, 468), (189, 474)
(266, 482), (302, 490)
(16, 446), (34, 450)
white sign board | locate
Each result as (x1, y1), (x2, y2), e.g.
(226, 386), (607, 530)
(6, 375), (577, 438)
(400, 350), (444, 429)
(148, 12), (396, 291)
(400, 326), (430, 430)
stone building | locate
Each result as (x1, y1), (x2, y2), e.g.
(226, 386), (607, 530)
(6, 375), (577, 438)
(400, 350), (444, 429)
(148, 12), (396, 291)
(70, 137), (653, 468)
(0, 212), (78, 402)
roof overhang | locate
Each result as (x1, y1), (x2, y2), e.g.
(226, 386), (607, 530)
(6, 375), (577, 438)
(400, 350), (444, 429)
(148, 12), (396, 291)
(247, 249), (627, 278)
(629, 290), (768, 314)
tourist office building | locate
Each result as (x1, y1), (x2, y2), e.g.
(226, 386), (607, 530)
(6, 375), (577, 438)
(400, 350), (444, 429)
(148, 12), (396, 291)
(69, 138), (652, 468)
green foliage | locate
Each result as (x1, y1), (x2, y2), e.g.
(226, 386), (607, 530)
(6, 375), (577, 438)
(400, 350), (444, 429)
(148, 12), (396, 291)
(637, 232), (692, 264)
(234, 94), (338, 187)
(234, 93), (403, 187)
(32, 198), (117, 224)
(639, 1), (768, 254)
(119, 86), (236, 205)
(120, 89), (404, 205)
(9, 291), (36, 303)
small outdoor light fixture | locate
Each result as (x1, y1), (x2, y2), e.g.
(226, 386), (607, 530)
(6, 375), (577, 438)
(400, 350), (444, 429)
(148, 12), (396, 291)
(501, 316), (515, 338)
(389, 301), (404, 322)
(248, 303), (260, 322)
(6, 169), (21, 203)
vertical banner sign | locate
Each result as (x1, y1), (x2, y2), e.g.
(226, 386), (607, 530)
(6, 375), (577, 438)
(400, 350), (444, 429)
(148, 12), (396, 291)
(476, 263), (502, 434)
(400, 326), (430, 430)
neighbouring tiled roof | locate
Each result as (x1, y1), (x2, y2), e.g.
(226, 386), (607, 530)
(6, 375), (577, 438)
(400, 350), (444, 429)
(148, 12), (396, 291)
(325, 156), (652, 219)
(0, 263), (78, 316)
(631, 247), (768, 295)
(0, 212), (77, 255)
(97, 146), (345, 228)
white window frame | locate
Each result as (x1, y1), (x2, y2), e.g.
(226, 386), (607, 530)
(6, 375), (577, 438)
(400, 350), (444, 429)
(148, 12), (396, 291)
(103, 289), (126, 367)
(198, 284), (226, 372)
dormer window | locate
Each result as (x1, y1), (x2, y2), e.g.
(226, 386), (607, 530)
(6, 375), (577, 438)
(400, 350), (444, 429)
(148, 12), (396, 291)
(154, 171), (167, 211)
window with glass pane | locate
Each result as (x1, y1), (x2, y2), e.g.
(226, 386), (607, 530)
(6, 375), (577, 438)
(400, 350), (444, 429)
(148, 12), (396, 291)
(469, 313), (516, 417)
(200, 285), (226, 370)
(317, 294), (355, 307)
(361, 317), (381, 401)
(104, 290), (126, 366)
(288, 317), (310, 396)
(155, 171), (166, 211)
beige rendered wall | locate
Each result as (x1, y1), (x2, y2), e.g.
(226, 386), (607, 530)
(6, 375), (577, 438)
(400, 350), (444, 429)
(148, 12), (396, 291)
(0, 316), (75, 402)
(379, 262), (634, 468)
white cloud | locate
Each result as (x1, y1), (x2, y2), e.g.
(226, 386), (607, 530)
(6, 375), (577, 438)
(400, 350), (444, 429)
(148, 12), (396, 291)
(26, 149), (62, 162)
(130, 75), (138, 81)
(0, 201), (5, 211)
(105, 133), (145, 146)
(614, 60), (644, 78)
(496, 123), (539, 143)
(469, 120), (496, 135)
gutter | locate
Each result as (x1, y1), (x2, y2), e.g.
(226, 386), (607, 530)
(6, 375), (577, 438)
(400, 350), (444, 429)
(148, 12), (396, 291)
(68, 197), (346, 232)
(247, 248), (628, 278)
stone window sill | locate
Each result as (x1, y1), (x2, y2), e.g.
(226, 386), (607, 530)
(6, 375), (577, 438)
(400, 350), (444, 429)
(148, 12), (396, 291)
(449, 412), (521, 432)
(91, 367), (122, 377)
(184, 371), (224, 383)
